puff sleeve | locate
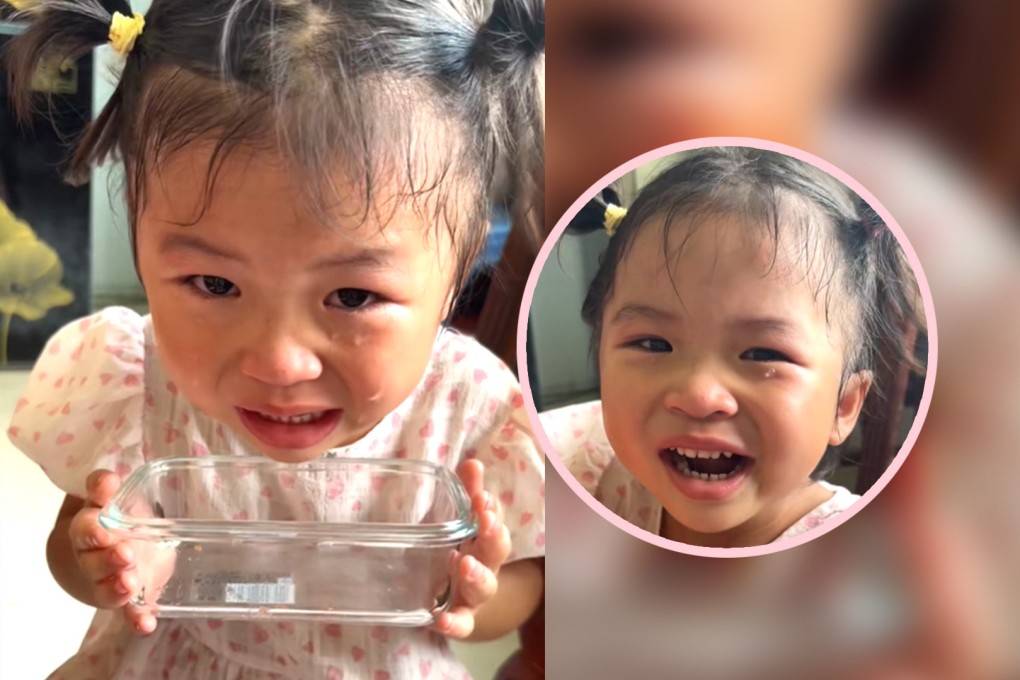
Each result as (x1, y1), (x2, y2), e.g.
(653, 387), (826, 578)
(6, 307), (147, 499)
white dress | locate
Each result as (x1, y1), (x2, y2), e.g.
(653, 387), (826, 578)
(7, 307), (545, 680)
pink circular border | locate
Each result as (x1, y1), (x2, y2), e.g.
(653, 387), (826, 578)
(518, 137), (938, 558)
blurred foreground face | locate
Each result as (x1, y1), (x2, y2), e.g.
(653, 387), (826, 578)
(546, 0), (874, 221)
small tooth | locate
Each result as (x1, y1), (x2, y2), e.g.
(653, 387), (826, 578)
(696, 451), (711, 459)
(708, 451), (721, 460)
(708, 473), (721, 481)
(722, 452), (733, 459)
(696, 472), (710, 481)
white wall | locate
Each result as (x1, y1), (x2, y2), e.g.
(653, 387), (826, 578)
(528, 155), (688, 407)
(89, 0), (151, 304)
(528, 230), (607, 404)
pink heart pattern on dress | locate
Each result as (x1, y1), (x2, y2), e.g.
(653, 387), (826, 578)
(418, 420), (434, 438)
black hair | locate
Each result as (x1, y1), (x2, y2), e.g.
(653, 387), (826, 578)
(569, 147), (925, 480)
(4, 0), (545, 298)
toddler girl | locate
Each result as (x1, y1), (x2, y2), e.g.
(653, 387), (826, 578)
(544, 146), (923, 549)
(5, 0), (545, 677)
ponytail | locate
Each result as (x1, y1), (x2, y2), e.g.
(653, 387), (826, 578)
(5, 0), (141, 184)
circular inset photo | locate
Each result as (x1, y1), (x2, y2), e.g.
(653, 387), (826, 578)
(520, 139), (936, 557)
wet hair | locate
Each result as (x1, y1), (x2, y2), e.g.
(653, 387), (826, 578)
(4, 0), (544, 299)
(568, 147), (925, 480)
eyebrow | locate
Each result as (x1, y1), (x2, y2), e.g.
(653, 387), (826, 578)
(609, 303), (680, 325)
(729, 316), (805, 340)
(158, 233), (395, 270)
(609, 304), (804, 338)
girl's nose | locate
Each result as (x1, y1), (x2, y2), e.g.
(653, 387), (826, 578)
(239, 333), (323, 387)
(663, 365), (738, 419)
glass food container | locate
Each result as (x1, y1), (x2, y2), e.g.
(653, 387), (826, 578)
(98, 456), (477, 626)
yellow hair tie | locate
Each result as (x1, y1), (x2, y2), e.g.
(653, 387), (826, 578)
(109, 11), (145, 55)
(604, 203), (627, 236)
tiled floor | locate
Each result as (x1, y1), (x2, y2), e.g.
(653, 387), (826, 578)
(0, 370), (518, 679)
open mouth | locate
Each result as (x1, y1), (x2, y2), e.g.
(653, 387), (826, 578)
(660, 448), (752, 482)
(237, 408), (342, 450)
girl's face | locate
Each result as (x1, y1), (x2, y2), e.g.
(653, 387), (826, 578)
(598, 213), (869, 546)
(135, 144), (458, 463)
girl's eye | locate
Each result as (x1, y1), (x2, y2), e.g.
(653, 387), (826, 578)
(190, 275), (237, 297)
(741, 347), (791, 363)
(328, 288), (377, 310)
(628, 337), (672, 353)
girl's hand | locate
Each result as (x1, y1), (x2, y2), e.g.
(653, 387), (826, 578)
(433, 459), (512, 639)
(68, 470), (175, 634)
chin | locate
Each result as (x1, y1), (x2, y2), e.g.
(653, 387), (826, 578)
(667, 505), (750, 538)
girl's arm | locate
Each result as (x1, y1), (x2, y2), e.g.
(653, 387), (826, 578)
(47, 493), (102, 607)
(465, 557), (544, 642)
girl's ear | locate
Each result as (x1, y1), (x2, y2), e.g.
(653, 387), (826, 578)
(829, 371), (873, 445)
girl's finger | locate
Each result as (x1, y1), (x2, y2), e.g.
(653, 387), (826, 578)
(468, 511), (512, 571)
(456, 459), (485, 498)
(93, 574), (136, 610)
(69, 508), (117, 552)
(453, 554), (498, 610)
(85, 469), (121, 508)
(433, 608), (475, 640)
(76, 542), (135, 583)
(122, 604), (158, 635)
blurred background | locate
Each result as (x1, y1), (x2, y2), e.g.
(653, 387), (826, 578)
(544, 0), (1020, 677)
